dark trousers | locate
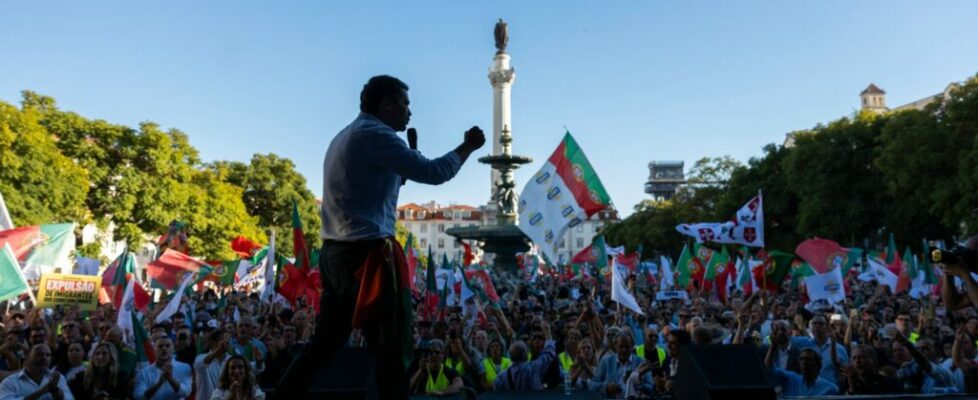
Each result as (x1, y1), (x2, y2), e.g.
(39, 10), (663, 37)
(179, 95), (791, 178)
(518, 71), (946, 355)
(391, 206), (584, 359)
(275, 239), (409, 400)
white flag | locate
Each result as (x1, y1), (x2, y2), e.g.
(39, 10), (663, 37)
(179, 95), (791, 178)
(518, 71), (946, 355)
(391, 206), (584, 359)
(864, 258), (898, 293)
(260, 232), (277, 303)
(116, 278), (136, 349)
(676, 192), (764, 247)
(0, 191), (12, 231)
(611, 259), (644, 315)
(155, 272), (194, 324)
(659, 255), (675, 291)
(517, 133), (613, 263)
(805, 267), (846, 305)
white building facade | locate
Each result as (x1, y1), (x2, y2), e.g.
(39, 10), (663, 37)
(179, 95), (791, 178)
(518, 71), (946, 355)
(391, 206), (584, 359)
(398, 201), (619, 265)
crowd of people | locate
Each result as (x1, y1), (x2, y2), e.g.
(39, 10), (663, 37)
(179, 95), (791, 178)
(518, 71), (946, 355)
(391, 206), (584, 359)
(0, 246), (976, 400)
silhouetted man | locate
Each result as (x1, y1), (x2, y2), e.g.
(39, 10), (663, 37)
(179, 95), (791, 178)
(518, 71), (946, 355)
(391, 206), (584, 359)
(276, 75), (485, 399)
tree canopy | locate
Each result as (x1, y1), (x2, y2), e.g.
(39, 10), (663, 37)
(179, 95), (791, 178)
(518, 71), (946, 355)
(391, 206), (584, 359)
(607, 73), (978, 257)
(1, 91), (320, 260)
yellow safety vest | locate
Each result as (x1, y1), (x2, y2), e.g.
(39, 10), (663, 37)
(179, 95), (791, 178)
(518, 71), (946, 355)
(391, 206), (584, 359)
(425, 365), (450, 394)
(482, 357), (512, 384)
(444, 357), (465, 375)
(635, 344), (667, 365)
(559, 351), (574, 372)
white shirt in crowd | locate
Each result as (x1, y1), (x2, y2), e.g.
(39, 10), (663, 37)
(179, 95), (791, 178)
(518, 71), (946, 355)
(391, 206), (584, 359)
(134, 360), (193, 400)
(194, 353), (231, 400)
(0, 369), (74, 400)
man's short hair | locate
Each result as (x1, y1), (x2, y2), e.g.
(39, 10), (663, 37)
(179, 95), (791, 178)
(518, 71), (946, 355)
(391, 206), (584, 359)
(509, 340), (528, 362)
(360, 75), (408, 113)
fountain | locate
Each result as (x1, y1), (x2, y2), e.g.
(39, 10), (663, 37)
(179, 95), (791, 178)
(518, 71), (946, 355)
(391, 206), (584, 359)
(445, 19), (533, 271)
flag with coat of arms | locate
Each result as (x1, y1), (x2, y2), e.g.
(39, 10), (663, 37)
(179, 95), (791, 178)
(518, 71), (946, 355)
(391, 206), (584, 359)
(518, 132), (612, 264)
(676, 192), (764, 248)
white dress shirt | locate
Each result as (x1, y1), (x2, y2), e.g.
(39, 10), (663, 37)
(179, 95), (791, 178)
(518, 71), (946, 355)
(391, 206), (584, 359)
(134, 360), (193, 400)
(0, 369), (74, 400)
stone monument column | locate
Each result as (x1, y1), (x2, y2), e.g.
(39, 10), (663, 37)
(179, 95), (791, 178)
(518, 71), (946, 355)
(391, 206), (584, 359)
(488, 19), (515, 203)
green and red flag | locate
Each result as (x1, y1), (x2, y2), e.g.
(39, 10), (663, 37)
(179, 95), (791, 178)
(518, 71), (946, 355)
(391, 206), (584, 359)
(921, 239), (938, 284)
(518, 132), (611, 263)
(795, 238), (848, 274)
(754, 250), (795, 292)
(885, 233), (899, 264)
(230, 236), (263, 258)
(423, 246), (439, 320)
(405, 233), (419, 293)
(789, 260), (815, 289)
(103, 250), (149, 311)
(844, 248), (864, 275)
(896, 246), (915, 293)
(277, 200), (322, 311)
(146, 249), (205, 290)
(676, 244), (693, 289)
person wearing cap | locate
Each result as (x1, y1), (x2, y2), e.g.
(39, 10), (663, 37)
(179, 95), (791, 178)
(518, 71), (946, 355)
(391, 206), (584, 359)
(194, 328), (230, 400)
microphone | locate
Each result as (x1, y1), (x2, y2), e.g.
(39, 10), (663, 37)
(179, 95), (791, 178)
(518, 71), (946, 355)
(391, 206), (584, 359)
(407, 128), (418, 150)
(402, 128), (418, 186)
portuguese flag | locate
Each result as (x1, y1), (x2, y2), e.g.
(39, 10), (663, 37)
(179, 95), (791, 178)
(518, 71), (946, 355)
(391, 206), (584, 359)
(277, 200), (321, 311)
(676, 244), (694, 289)
(518, 132), (611, 263)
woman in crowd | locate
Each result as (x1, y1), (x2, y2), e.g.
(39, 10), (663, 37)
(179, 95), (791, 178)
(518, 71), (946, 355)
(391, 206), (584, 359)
(569, 338), (596, 389)
(210, 354), (265, 400)
(480, 338), (511, 390)
(68, 342), (130, 400)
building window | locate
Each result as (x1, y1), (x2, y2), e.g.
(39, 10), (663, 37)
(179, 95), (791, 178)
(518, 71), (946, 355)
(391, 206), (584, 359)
(438, 239), (445, 249)
(576, 238), (584, 248)
(420, 224), (428, 233)
(453, 211), (461, 219)
(453, 241), (460, 249)
(559, 239), (566, 249)
(463, 211), (471, 218)
(438, 224), (445, 233)
(420, 239), (428, 248)
(453, 223), (460, 228)
(576, 224), (583, 233)
(418, 211), (426, 219)
(405, 210), (414, 219)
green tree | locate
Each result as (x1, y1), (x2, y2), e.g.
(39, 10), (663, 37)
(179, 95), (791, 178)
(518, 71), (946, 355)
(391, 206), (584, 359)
(874, 109), (956, 242)
(942, 75), (978, 233)
(209, 154), (320, 257)
(783, 114), (885, 246)
(0, 99), (89, 225)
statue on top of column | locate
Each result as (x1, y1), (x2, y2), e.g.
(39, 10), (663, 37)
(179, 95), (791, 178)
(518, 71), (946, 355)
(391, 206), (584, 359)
(494, 18), (508, 54)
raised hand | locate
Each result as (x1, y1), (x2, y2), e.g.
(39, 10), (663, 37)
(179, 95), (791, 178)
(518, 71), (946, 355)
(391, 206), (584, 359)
(463, 126), (486, 151)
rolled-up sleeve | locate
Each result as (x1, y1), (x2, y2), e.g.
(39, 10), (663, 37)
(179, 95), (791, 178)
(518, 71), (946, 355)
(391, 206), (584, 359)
(588, 356), (610, 393)
(366, 130), (462, 185)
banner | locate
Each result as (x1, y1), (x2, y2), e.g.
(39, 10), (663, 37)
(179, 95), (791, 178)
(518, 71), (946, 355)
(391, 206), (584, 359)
(676, 192), (764, 247)
(37, 273), (101, 311)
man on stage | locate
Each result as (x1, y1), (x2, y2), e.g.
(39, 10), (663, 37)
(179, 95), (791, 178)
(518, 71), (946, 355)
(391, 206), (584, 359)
(276, 75), (485, 399)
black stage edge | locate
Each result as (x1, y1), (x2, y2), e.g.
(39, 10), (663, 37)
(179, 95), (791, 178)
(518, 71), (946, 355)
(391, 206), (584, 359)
(267, 348), (379, 400)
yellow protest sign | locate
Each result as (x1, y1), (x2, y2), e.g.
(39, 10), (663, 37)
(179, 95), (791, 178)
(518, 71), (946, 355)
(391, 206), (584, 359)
(37, 273), (101, 311)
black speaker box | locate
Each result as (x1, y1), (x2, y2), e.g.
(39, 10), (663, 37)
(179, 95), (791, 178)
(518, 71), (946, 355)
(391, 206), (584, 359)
(674, 344), (776, 400)
(271, 347), (378, 400)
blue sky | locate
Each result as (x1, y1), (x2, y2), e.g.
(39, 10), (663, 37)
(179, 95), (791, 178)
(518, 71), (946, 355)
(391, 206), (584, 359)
(2, 1), (977, 217)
